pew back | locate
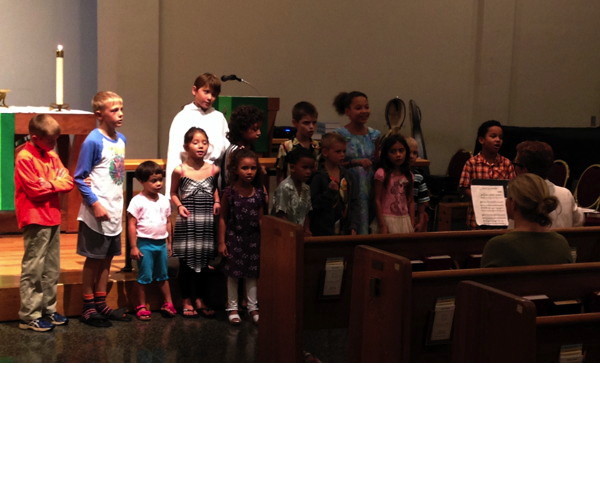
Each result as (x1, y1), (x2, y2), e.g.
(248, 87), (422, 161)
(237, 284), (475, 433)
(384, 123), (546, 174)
(410, 262), (600, 362)
(348, 247), (412, 362)
(259, 215), (600, 362)
(453, 280), (600, 362)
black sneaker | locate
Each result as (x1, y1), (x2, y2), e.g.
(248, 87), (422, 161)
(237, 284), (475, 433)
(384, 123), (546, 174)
(47, 312), (69, 326)
(19, 318), (55, 332)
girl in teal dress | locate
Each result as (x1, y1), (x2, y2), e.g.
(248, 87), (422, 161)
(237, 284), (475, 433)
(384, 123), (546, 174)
(333, 91), (381, 234)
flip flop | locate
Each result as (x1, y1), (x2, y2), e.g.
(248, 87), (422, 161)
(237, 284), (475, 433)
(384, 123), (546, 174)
(101, 307), (132, 322)
(80, 311), (112, 328)
(182, 308), (198, 318)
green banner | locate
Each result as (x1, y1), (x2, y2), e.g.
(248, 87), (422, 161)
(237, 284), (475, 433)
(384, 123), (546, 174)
(0, 113), (15, 210)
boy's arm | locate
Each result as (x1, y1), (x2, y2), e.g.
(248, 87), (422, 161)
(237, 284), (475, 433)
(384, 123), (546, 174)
(14, 156), (60, 202)
(458, 160), (472, 198)
(74, 138), (100, 206)
(49, 157), (74, 194)
(303, 213), (312, 236)
(310, 174), (337, 210)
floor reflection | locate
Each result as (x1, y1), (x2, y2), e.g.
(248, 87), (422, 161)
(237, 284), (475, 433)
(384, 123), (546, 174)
(0, 313), (258, 363)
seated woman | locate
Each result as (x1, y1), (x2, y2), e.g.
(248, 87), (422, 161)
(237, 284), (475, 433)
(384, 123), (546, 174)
(481, 173), (573, 267)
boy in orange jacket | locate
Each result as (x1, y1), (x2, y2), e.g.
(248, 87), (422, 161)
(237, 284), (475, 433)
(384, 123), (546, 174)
(14, 114), (74, 331)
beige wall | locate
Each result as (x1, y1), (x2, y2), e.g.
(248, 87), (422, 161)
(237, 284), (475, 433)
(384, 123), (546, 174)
(99, 0), (600, 173)
(98, 0), (159, 158)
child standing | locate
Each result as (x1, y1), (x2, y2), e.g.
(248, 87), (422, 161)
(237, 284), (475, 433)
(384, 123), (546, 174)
(276, 101), (320, 184)
(218, 149), (266, 325)
(14, 114), (74, 332)
(459, 120), (515, 229)
(219, 105), (264, 192)
(333, 91), (381, 234)
(171, 127), (220, 318)
(127, 161), (177, 320)
(75, 91), (130, 327)
(373, 134), (414, 234)
(407, 136), (430, 232)
(166, 73), (229, 194)
(272, 147), (314, 235)
(310, 132), (355, 236)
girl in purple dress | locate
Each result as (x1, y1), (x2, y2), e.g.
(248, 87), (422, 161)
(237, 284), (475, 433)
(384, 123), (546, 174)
(218, 149), (266, 325)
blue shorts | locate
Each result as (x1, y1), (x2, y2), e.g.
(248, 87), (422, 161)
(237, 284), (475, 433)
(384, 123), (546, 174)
(136, 238), (169, 284)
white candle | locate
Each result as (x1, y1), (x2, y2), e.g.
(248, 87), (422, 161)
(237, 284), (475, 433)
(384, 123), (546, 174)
(56, 45), (64, 106)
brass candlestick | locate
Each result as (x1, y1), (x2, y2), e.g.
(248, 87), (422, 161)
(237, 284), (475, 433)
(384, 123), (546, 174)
(0, 89), (10, 107)
(50, 103), (70, 111)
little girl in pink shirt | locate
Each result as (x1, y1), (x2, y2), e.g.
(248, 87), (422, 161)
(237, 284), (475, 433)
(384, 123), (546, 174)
(373, 134), (414, 234)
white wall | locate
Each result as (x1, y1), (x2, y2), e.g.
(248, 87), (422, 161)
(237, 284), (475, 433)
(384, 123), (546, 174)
(1, 0), (96, 111)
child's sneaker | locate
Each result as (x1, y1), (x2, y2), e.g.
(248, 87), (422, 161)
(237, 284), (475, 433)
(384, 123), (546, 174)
(19, 318), (55, 332)
(47, 312), (69, 326)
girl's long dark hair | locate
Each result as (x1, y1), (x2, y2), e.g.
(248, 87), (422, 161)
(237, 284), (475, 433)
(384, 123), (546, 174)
(378, 133), (413, 189)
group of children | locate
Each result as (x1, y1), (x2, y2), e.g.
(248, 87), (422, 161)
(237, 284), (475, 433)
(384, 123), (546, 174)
(272, 96), (431, 238)
(17, 72), (572, 331)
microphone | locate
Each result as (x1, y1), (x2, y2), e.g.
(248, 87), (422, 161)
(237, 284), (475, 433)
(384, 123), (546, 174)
(221, 74), (242, 82)
(221, 74), (262, 95)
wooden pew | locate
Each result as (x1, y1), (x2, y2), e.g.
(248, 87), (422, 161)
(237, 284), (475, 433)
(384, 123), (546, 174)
(453, 280), (600, 362)
(349, 247), (600, 362)
(258, 215), (600, 362)
(348, 246), (412, 363)
(410, 262), (600, 362)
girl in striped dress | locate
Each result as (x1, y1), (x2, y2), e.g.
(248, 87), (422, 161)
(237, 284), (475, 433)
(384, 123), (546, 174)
(171, 127), (220, 317)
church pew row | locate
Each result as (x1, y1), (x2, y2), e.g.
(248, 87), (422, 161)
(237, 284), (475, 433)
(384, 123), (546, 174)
(348, 246), (600, 363)
(452, 281), (600, 362)
(257, 216), (600, 362)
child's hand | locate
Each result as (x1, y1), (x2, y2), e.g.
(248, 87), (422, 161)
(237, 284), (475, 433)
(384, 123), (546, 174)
(178, 205), (190, 218)
(213, 203), (220, 216)
(414, 219), (427, 232)
(218, 242), (228, 257)
(83, 176), (92, 187)
(130, 246), (143, 260)
(356, 159), (372, 169)
(91, 201), (109, 220)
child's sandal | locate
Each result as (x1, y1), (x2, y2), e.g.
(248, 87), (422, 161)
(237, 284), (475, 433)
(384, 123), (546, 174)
(160, 302), (177, 318)
(135, 305), (152, 321)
